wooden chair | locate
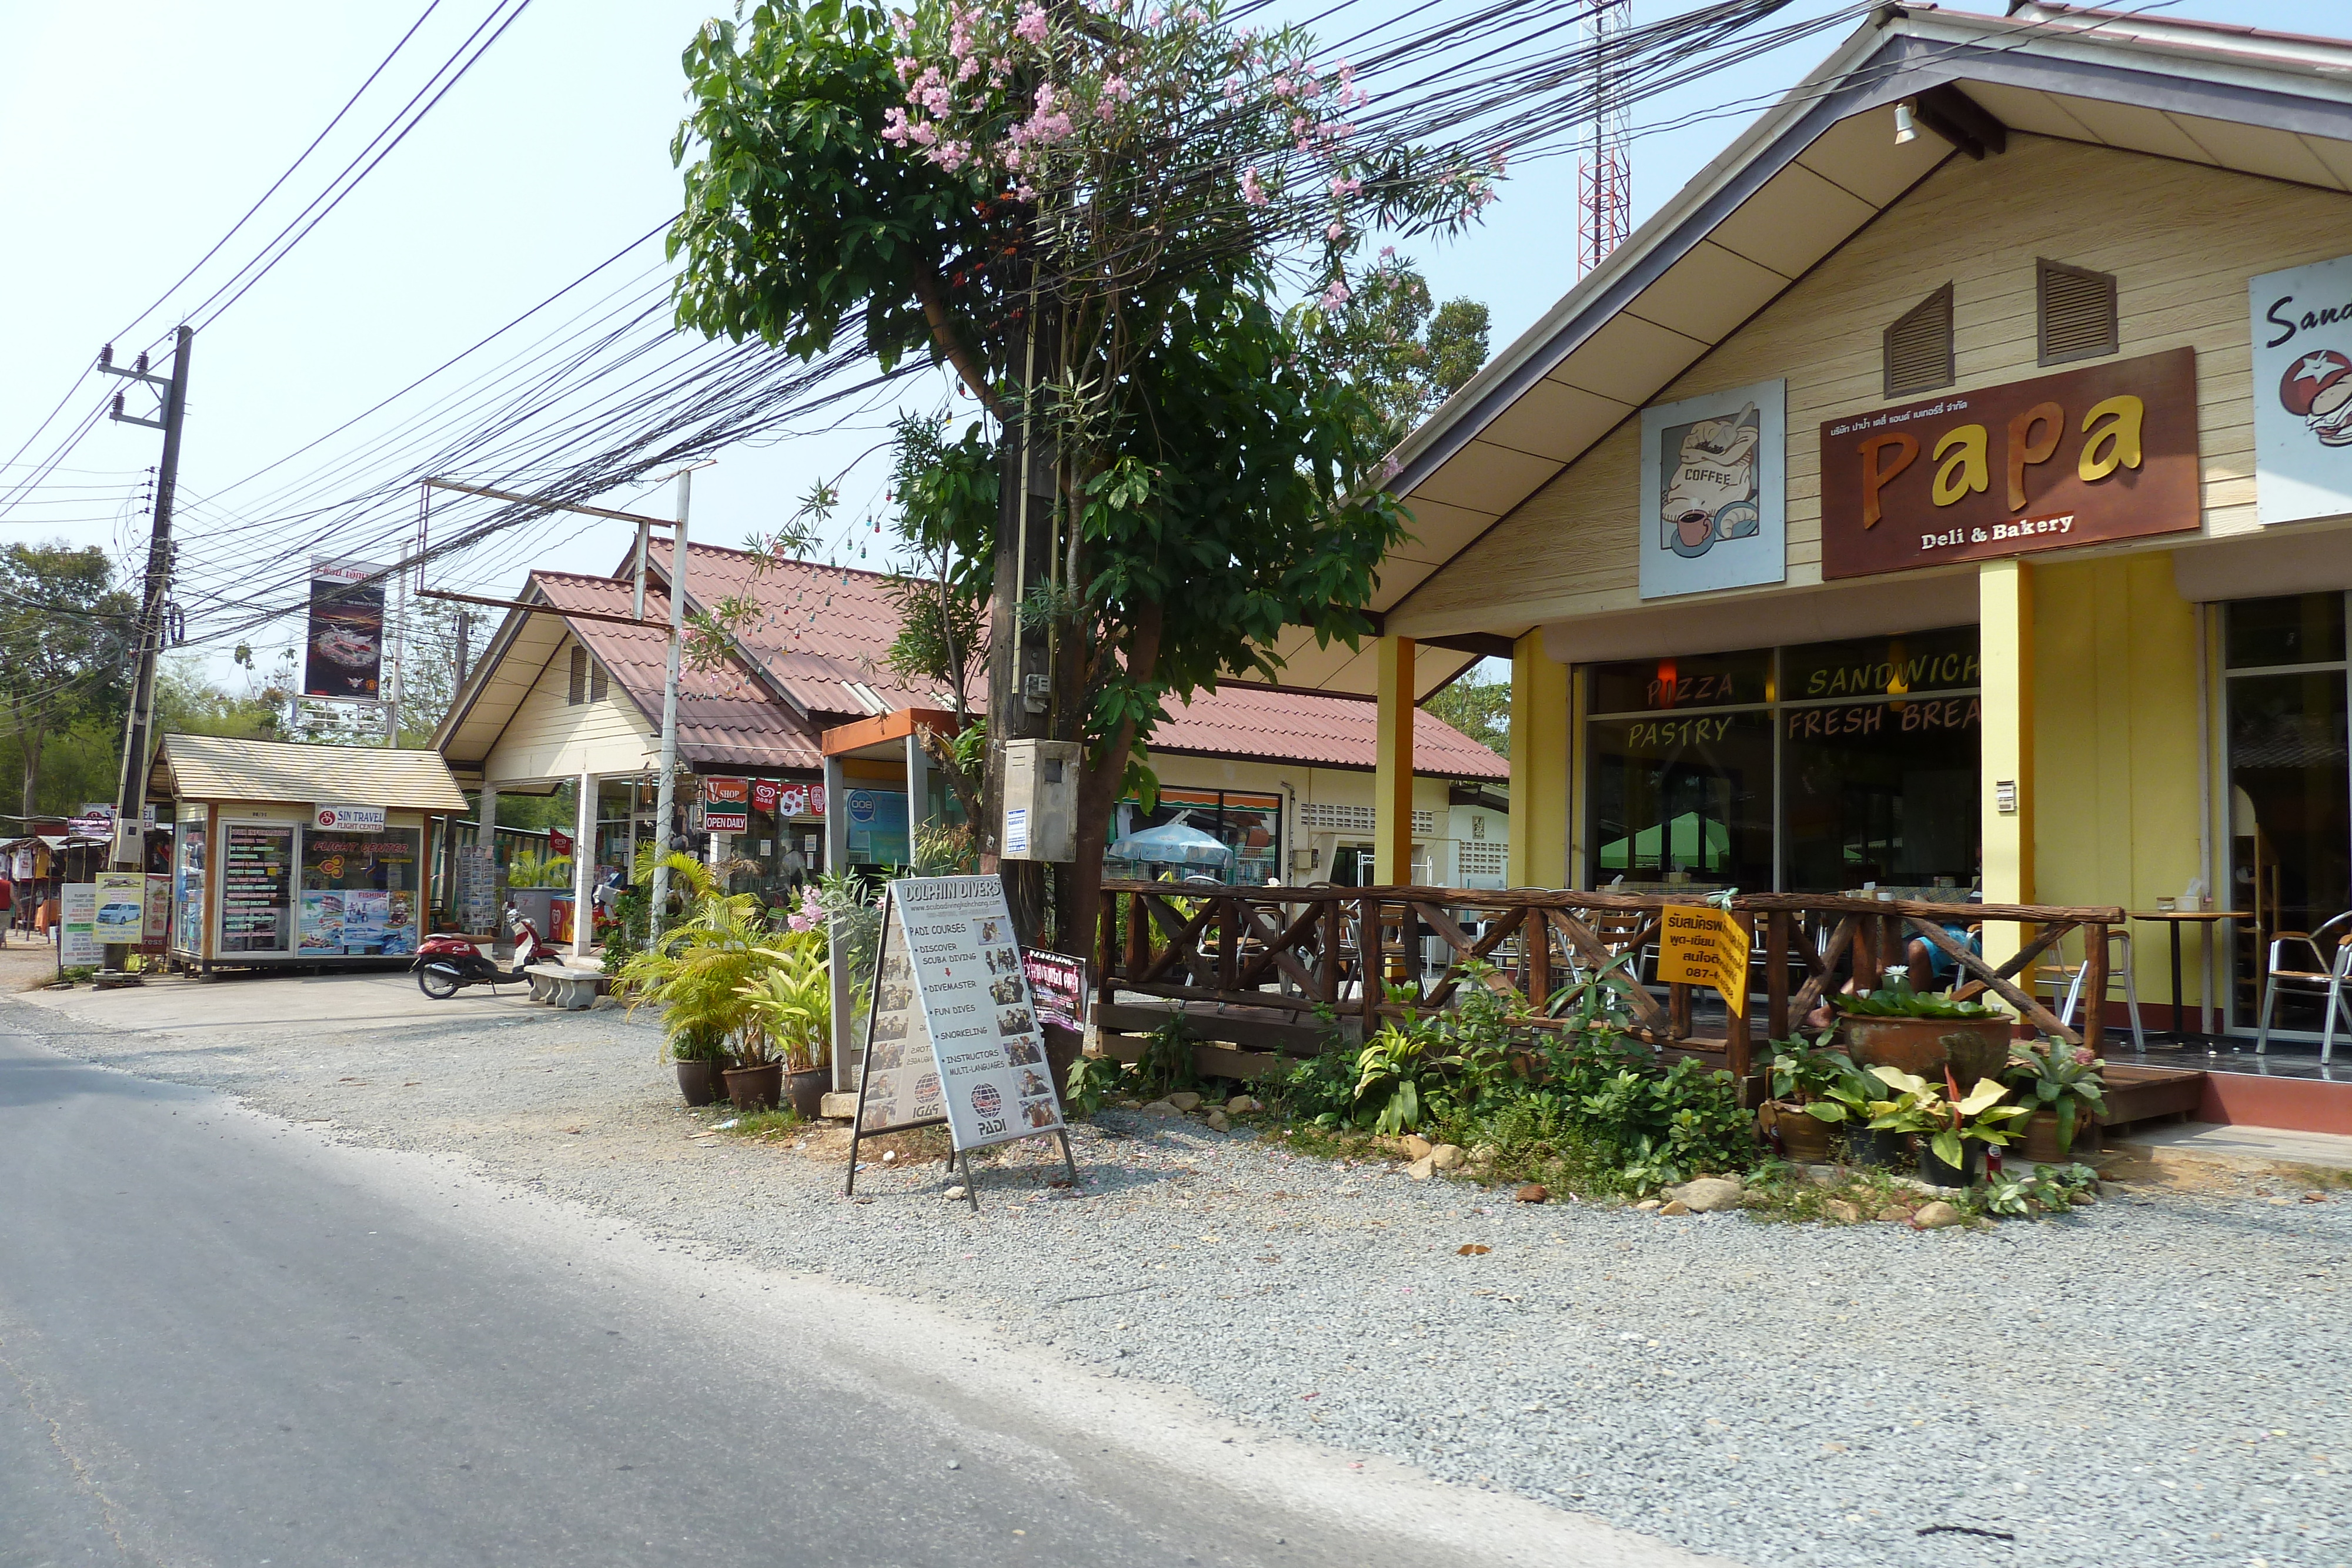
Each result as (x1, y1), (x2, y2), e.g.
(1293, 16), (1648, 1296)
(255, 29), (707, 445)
(2256, 912), (2352, 1062)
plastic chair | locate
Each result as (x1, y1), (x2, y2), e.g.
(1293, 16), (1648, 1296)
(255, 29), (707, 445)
(2256, 911), (2352, 1062)
(2035, 927), (2145, 1053)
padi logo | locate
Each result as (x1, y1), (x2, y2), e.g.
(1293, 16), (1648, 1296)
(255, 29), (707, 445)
(970, 1083), (1002, 1117)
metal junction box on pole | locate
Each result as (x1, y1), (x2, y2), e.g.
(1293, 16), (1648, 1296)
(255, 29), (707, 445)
(998, 739), (1078, 862)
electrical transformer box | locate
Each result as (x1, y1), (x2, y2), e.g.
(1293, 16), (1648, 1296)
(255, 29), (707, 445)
(999, 738), (1079, 862)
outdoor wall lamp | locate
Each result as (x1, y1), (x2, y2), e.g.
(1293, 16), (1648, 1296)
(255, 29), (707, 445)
(1894, 102), (1918, 144)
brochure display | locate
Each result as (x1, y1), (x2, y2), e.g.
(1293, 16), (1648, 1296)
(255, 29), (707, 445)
(59, 884), (99, 968)
(847, 875), (1076, 1208)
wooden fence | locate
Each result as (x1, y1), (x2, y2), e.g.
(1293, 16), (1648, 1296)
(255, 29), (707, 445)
(1095, 881), (2126, 1081)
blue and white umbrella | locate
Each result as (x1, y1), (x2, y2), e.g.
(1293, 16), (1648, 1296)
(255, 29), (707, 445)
(1108, 821), (1234, 868)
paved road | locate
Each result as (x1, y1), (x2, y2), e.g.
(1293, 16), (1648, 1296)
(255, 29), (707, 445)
(0, 1021), (1706, 1568)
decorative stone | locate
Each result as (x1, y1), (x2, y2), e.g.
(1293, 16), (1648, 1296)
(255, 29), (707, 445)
(944, 1186), (967, 1200)
(1430, 1144), (1466, 1172)
(1672, 1176), (1746, 1213)
(1225, 1095), (1260, 1114)
(1659, 1199), (1691, 1216)
(1205, 1111), (1230, 1132)
(1636, 1198), (1662, 1212)
(1140, 1101), (1182, 1118)
(818, 1091), (860, 1120)
(1406, 1155), (1437, 1181)
(1167, 1091), (1202, 1111)
(1823, 1199), (1862, 1224)
(1913, 1201), (1964, 1229)
(1515, 1183), (1548, 1203)
(1115, 1099), (1145, 1110)
(1402, 1135), (1434, 1161)
(1878, 1205), (1914, 1222)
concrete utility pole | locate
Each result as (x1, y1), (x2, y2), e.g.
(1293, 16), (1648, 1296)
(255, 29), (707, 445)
(987, 291), (1058, 944)
(101, 327), (192, 873)
(649, 467), (690, 938)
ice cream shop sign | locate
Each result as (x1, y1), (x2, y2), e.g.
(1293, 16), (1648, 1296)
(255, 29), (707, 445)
(1818, 346), (2199, 579)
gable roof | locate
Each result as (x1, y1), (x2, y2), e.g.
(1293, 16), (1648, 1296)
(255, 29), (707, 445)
(152, 733), (469, 811)
(1251, 1), (2352, 694)
(432, 541), (1507, 781)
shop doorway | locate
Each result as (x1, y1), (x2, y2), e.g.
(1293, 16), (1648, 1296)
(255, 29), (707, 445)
(2225, 594), (2352, 1034)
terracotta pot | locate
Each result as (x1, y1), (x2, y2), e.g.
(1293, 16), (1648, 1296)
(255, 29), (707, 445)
(723, 1062), (783, 1111)
(1763, 1102), (1835, 1164)
(784, 1067), (828, 1118)
(2017, 1109), (2102, 1164)
(1841, 1015), (2014, 1085)
(675, 1058), (726, 1106)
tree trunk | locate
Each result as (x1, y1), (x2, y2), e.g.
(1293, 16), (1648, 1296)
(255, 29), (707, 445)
(1064, 602), (1162, 974)
(18, 726), (44, 819)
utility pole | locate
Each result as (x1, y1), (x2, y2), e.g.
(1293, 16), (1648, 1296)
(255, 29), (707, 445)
(987, 285), (1059, 945)
(649, 468), (690, 938)
(96, 326), (192, 977)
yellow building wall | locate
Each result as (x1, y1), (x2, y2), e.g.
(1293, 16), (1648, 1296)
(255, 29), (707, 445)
(1389, 132), (2352, 638)
(1508, 630), (1571, 888)
(2030, 551), (2209, 1002)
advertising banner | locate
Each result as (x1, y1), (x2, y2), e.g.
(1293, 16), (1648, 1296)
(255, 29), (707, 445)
(142, 872), (170, 954)
(853, 877), (1065, 1151)
(774, 781), (824, 818)
(1655, 904), (1749, 1017)
(93, 871), (146, 947)
(1818, 347), (2198, 579)
(1022, 948), (1087, 1033)
(313, 803), (385, 833)
(59, 884), (98, 967)
(1638, 378), (1787, 600)
(2251, 252), (2352, 526)
(702, 776), (750, 833)
(302, 560), (386, 699)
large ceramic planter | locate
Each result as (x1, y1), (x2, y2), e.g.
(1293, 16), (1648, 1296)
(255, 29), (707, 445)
(784, 1067), (828, 1119)
(1762, 1102), (1835, 1164)
(2017, 1109), (2101, 1165)
(723, 1062), (783, 1111)
(1841, 1015), (2014, 1085)
(676, 1059), (726, 1106)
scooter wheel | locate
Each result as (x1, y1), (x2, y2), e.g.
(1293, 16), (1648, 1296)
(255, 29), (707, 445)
(417, 961), (466, 1000)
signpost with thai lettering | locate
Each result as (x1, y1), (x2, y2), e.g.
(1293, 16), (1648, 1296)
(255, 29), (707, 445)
(846, 875), (1077, 1208)
(1818, 347), (2198, 579)
(1655, 904), (1749, 1017)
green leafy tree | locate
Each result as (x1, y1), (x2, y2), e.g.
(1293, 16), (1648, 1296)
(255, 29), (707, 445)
(1425, 660), (1509, 757)
(670, 0), (1500, 945)
(1327, 252), (1491, 443)
(0, 542), (136, 818)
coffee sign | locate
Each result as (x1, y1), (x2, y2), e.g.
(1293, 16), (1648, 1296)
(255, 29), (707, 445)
(1819, 347), (2197, 579)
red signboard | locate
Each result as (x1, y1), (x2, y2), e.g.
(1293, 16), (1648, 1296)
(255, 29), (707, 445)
(1818, 346), (2200, 580)
(548, 827), (573, 857)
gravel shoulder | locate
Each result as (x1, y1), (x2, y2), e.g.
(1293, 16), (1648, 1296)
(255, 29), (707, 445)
(9, 969), (2351, 1568)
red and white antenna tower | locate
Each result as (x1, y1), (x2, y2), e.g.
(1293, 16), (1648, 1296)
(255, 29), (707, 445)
(1578, 0), (1632, 275)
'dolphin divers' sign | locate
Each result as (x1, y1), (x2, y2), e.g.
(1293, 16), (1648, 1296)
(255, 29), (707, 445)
(1818, 346), (2199, 579)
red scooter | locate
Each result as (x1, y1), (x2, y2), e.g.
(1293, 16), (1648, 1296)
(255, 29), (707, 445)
(415, 902), (555, 998)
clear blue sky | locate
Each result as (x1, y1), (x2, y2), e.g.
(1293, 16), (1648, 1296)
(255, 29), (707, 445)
(0, 0), (2337, 686)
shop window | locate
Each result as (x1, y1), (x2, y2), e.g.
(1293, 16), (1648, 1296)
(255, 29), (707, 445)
(2036, 258), (2118, 366)
(567, 646), (587, 705)
(1587, 647), (1771, 715)
(2225, 593), (2344, 670)
(1588, 710), (1775, 890)
(298, 828), (422, 957)
(1883, 283), (1954, 398)
(1109, 788), (1285, 885)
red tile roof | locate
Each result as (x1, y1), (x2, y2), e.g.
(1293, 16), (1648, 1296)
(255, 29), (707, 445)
(1153, 682), (1509, 780)
(532, 542), (1505, 781)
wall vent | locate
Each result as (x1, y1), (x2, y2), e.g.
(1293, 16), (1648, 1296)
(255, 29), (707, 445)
(2037, 258), (2118, 366)
(567, 646), (587, 706)
(1883, 283), (1955, 399)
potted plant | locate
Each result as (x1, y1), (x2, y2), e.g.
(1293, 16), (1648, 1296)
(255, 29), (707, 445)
(741, 925), (834, 1118)
(1762, 1038), (1859, 1163)
(610, 852), (774, 1108)
(2004, 1038), (2107, 1162)
(1835, 972), (2014, 1084)
(1866, 1065), (2032, 1186)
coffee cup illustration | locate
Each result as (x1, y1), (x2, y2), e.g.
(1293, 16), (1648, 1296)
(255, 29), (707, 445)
(1660, 403), (1762, 557)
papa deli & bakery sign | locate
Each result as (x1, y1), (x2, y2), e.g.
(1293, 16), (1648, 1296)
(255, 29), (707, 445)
(1819, 346), (2197, 579)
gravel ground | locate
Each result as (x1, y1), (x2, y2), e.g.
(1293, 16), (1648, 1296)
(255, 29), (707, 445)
(8, 970), (2350, 1568)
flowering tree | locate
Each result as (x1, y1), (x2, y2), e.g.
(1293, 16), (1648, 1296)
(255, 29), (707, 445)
(673, 0), (1501, 944)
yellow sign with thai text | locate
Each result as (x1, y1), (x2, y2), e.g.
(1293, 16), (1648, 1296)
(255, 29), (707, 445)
(1655, 904), (1748, 1017)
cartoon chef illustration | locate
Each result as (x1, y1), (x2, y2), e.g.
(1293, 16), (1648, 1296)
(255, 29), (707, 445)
(2281, 349), (2352, 448)
(1660, 402), (1763, 558)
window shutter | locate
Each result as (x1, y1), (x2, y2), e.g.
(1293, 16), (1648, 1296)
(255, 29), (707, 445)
(2037, 258), (2117, 366)
(590, 660), (609, 703)
(1883, 284), (1954, 399)
(567, 646), (586, 706)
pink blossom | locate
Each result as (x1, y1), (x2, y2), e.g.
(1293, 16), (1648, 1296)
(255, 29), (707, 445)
(1014, 1), (1048, 44)
(1319, 279), (1351, 310)
(1378, 244), (1395, 259)
(891, 11), (913, 36)
(1241, 165), (1268, 206)
(1329, 175), (1361, 198)
(1273, 75), (1293, 96)
(881, 106), (915, 146)
(1103, 75), (1132, 102)
(1326, 222), (1344, 241)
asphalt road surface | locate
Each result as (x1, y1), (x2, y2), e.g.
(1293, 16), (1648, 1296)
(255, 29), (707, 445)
(0, 1019), (1708, 1568)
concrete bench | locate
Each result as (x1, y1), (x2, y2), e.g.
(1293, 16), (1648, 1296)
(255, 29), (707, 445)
(527, 964), (608, 1011)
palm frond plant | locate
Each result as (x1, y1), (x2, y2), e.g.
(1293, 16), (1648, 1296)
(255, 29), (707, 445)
(610, 850), (770, 1065)
(740, 930), (834, 1072)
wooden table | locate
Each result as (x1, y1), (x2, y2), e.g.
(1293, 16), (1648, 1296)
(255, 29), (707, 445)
(2127, 910), (2249, 1044)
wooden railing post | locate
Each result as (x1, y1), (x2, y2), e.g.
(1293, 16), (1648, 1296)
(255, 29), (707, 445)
(1097, 890), (1118, 1013)
(1319, 896), (1342, 1005)
(1766, 911), (1791, 1042)
(1358, 895), (1381, 1033)
(1217, 894), (1240, 992)
(1124, 888), (1148, 984)
(2082, 921), (2107, 1056)
(1526, 907), (1551, 1008)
